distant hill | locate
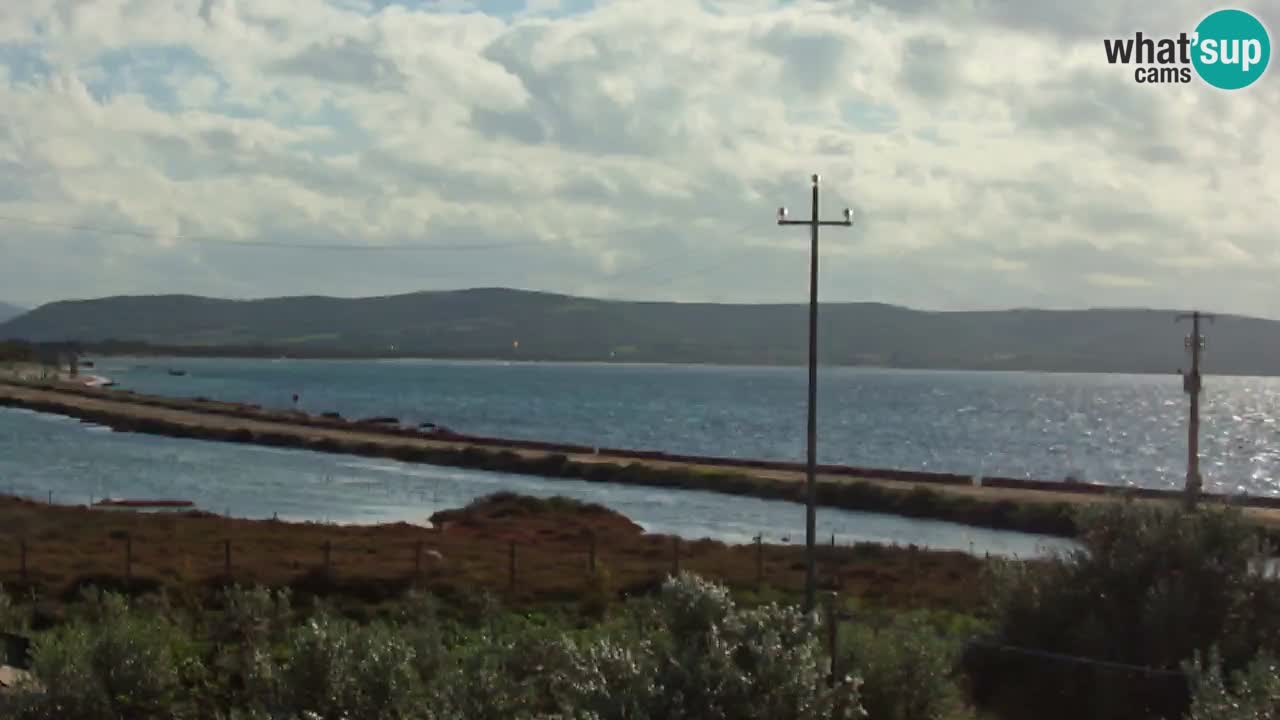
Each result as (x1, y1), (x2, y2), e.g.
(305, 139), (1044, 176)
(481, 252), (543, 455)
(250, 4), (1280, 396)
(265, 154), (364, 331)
(0, 288), (1275, 375)
(0, 302), (25, 324)
(0, 299), (25, 322)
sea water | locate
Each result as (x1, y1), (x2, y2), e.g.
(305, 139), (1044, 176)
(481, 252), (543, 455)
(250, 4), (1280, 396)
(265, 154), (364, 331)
(0, 406), (1070, 557)
(90, 357), (1280, 496)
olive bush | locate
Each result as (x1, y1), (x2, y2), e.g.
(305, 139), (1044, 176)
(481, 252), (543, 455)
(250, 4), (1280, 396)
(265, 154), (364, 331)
(274, 613), (425, 720)
(843, 614), (967, 720)
(0, 574), (875, 719)
(968, 503), (1280, 720)
(1184, 651), (1280, 720)
(546, 573), (864, 720)
(5, 592), (204, 720)
(0, 583), (26, 632)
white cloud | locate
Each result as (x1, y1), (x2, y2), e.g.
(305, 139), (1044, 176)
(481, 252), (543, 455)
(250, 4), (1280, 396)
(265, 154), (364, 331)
(0, 0), (1277, 318)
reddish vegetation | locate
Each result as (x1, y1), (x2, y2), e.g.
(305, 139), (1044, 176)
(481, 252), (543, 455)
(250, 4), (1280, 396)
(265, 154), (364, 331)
(0, 493), (991, 614)
(92, 499), (195, 508)
(430, 493), (644, 545)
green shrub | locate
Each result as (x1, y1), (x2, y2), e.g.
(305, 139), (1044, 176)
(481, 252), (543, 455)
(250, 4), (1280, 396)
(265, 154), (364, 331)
(432, 628), (560, 720)
(1184, 650), (1280, 720)
(548, 573), (864, 720)
(0, 576), (919, 719)
(274, 612), (425, 720)
(969, 502), (1280, 720)
(843, 614), (967, 720)
(215, 586), (292, 648)
(0, 583), (27, 632)
(15, 592), (204, 720)
(579, 563), (615, 620)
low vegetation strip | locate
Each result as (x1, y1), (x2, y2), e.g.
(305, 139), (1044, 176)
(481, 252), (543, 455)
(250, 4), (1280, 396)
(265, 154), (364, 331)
(3, 379), (1277, 539)
(0, 492), (989, 615)
(3, 497), (1280, 720)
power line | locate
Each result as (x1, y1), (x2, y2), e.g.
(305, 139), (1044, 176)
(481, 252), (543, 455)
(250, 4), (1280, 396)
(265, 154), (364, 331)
(0, 210), (816, 292)
(599, 219), (784, 286)
(639, 251), (761, 289)
(776, 173), (855, 615)
(0, 214), (534, 252)
(963, 639), (1188, 679)
(1177, 310), (1215, 507)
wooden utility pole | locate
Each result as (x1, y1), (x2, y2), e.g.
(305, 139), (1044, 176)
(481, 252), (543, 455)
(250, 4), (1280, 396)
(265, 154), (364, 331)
(1177, 311), (1214, 507)
(777, 175), (854, 613)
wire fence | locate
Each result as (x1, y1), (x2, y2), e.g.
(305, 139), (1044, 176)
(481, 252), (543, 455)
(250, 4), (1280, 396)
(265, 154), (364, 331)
(0, 508), (855, 608)
(819, 591), (1193, 718)
(0, 516), (1224, 720)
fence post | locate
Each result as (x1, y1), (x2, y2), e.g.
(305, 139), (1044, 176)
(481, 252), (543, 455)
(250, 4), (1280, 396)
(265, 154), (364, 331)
(755, 534), (764, 589)
(19, 538), (27, 582)
(47, 490), (52, 505)
(825, 591), (839, 685)
(671, 537), (681, 576)
(588, 531), (597, 575)
(224, 539), (232, 579)
(508, 540), (517, 596)
(909, 546), (918, 600)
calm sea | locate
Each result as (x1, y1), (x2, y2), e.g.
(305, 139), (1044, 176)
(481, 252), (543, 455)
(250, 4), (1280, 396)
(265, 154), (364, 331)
(90, 357), (1280, 496)
(0, 406), (1068, 557)
(1, 357), (1272, 556)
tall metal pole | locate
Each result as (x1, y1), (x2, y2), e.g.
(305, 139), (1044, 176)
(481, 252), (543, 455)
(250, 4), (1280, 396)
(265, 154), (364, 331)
(1177, 310), (1214, 508)
(778, 174), (853, 613)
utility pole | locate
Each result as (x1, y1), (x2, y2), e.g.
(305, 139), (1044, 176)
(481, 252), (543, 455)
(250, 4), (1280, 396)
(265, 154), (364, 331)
(1177, 310), (1214, 508)
(777, 174), (853, 613)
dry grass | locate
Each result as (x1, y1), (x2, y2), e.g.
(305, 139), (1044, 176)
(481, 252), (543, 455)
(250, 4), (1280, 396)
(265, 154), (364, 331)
(0, 493), (991, 616)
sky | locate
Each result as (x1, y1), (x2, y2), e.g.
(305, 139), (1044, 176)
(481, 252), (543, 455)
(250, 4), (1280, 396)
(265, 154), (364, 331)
(0, 0), (1277, 316)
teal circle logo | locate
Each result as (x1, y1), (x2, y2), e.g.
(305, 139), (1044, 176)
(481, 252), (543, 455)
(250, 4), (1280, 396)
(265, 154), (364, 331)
(1192, 9), (1271, 90)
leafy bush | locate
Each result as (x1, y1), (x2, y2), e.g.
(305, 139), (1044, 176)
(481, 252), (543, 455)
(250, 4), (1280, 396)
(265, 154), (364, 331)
(968, 503), (1280, 720)
(273, 612), (425, 720)
(215, 586), (292, 648)
(10, 592), (204, 720)
(0, 583), (27, 632)
(842, 614), (968, 720)
(1184, 651), (1280, 720)
(548, 573), (864, 720)
(433, 627), (562, 719)
(0, 575), (871, 719)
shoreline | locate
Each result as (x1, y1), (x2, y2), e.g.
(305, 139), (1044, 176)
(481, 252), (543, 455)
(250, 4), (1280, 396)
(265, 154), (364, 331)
(18, 345), (1280, 377)
(2, 377), (1279, 539)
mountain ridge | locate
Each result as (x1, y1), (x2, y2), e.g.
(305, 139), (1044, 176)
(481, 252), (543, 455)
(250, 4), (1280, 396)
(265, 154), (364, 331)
(0, 302), (26, 324)
(1, 288), (1274, 375)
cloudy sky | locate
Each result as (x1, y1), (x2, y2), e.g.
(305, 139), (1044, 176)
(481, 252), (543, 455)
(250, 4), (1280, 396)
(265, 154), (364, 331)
(0, 0), (1277, 316)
